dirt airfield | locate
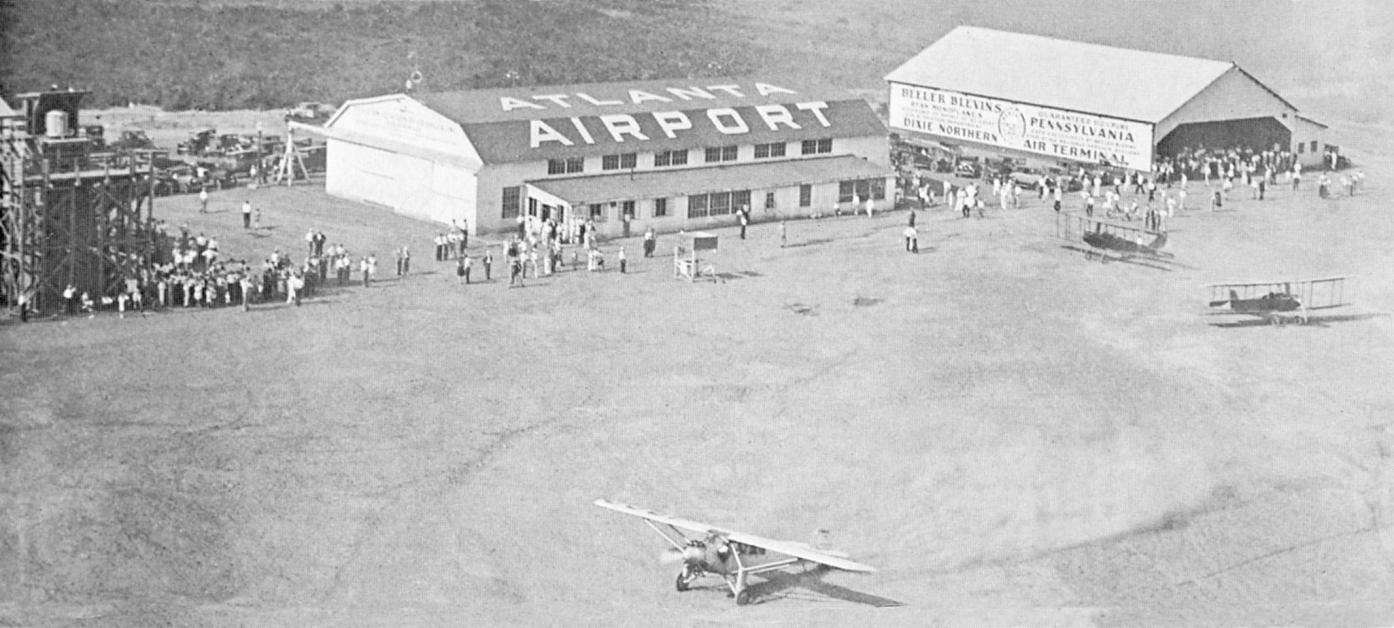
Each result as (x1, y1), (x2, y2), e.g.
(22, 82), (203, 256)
(3, 124), (1394, 625)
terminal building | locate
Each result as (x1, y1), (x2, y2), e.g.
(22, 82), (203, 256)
(885, 26), (1330, 174)
(321, 78), (892, 235)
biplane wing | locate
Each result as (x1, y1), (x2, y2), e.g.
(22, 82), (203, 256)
(1055, 213), (1173, 265)
(594, 499), (876, 573)
(1204, 276), (1351, 324)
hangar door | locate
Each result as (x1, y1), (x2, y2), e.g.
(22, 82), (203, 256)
(1155, 117), (1290, 157)
(326, 140), (433, 221)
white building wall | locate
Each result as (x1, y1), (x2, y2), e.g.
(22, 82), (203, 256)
(1156, 67), (1301, 141)
(324, 95), (483, 229)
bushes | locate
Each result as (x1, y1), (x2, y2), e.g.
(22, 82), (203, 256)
(0, 0), (752, 111)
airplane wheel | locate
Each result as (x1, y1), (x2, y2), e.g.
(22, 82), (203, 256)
(735, 589), (752, 606)
(675, 571), (690, 592)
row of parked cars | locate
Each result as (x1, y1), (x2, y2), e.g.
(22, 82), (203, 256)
(146, 145), (326, 197)
(892, 137), (1090, 192)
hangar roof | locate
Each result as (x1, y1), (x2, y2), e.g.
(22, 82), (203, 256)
(458, 99), (886, 164)
(414, 78), (856, 124)
(397, 78), (888, 164)
(885, 27), (1245, 123)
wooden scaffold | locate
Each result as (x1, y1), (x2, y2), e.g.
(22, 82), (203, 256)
(1, 91), (159, 316)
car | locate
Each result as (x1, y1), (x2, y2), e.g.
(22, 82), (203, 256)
(954, 160), (981, 178)
(287, 101), (336, 120)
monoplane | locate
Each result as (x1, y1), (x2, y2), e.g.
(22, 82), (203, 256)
(594, 499), (876, 606)
(1056, 213), (1174, 266)
(1205, 276), (1350, 325)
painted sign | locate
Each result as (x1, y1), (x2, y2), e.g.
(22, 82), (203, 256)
(527, 101), (832, 148)
(888, 83), (1155, 171)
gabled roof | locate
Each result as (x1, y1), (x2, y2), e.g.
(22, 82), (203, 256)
(414, 77), (857, 125)
(885, 26), (1236, 123)
(0, 98), (18, 118)
(458, 99), (886, 164)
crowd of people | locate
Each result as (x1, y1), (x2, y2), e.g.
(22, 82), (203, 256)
(50, 220), (390, 320)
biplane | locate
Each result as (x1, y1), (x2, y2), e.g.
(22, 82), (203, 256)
(1206, 276), (1350, 325)
(594, 499), (876, 606)
(1056, 213), (1174, 265)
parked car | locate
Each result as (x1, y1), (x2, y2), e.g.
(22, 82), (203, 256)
(287, 101), (336, 121)
(954, 159), (981, 179)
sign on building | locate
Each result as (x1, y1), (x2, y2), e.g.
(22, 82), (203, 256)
(888, 83), (1155, 171)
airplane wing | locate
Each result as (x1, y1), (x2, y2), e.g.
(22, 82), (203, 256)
(594, 499), (877, 573)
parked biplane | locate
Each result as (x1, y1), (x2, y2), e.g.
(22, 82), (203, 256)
(1056, 213), (1174, 266)
(1206, 276), (1350, 325)
(594, 499), (876, 606)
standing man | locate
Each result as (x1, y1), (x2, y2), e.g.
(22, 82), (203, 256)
(904, 224), (918, 253)
(483, 248), (493, 281)
(242, 199), (252, 229)
(63, 283), (77, 316)
(618, 247), (627, 274)
(199, 187), (209, 213)
(643, 226), (656, 258)
(779, 220), (788, 248)
(401, 245), (410, 274)
(738, 206), (749, 240)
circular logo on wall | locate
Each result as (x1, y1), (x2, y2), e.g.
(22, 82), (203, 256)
(997, 106), (1027, 146)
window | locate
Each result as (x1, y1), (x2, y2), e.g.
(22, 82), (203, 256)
(621, 200), (635, 219)
(588, 203), (606, 222)
(502, 186), (521, 218)
(799, 184), (812, 207)
(732, 190), (750, 213)
(705, 145), (738, 163)
(1310, 140), (1318, 153)
(654, 149), (688, 167)
(1297, 141), (1305, 154)
(838, 180), (855, 203)
(765, 192), (776, 209)
(528, 197), (538, 216)
(800, 138), (833, 155)
(687, 194), (708, 218)
(839, 178), (887, 203)
(547, 159), (566, 175)
(565, 157), (584, 173)
(687, 190), (749, 218)
(653, 197), (667, 217)
(754, 142), (786, 159)
(602, 152), (637, 171)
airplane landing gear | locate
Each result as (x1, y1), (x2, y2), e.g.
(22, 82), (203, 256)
(735, 588), (753, 606)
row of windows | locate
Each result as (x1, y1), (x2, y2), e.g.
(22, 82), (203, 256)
(545, 139), (835, 175)
(546, 157), (584, 175)
(704, 145), (739, 163)
(654, 149), (688, 167)
(838, 178), (887, 203)
(688, 190), (752, 218)
(754, 142), (786, 159)
(602, 152), (637, 171)
(504, 179), (862, 219)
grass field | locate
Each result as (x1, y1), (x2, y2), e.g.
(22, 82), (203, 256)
(3, 159), (1393, 624)
(4, 1), (1394, 625)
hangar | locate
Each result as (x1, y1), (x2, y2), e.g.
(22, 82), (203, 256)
(322, 79), (892, 235)
(884, 26), (1331, 173)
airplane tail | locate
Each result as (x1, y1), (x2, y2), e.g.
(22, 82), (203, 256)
(1208, 289), (1238, 308)
(1148, 232), (1168, 250)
